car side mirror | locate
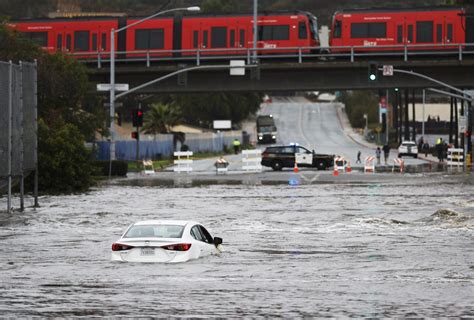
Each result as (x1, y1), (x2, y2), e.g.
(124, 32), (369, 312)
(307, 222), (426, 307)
(213, 237), (223, 245)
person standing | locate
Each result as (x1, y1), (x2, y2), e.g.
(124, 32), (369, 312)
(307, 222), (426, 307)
(382, 144), (390, 164)
(356, 151), (361, 164)
(375, 147), (381, 165)
(232, 138), (241, 154)
(436, 138), (443, 162)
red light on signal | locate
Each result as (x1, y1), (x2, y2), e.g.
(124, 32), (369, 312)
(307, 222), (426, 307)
(131, 131), (138, 139)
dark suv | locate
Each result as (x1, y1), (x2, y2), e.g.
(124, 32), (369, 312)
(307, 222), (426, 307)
(261, 145), (334, 171)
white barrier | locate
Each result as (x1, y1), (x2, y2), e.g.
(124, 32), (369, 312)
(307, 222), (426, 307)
(447, 148), (464, 168)
(174, 151), (193, 173)
(392, 158), (405, 173)
(142, 160), (155, 175)
(364, 156), (375, 173)
(242, 149), (262, 172)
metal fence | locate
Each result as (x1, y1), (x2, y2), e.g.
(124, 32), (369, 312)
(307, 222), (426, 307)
(94, 131), (242, 161)
(0, 61), (38, 213)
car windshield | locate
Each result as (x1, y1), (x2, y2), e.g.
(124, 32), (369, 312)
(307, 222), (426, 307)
(124, 224), (184, 238)
(259, 126), (274, 133)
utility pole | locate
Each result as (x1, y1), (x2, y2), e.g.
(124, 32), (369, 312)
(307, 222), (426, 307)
(253, 0), (258, 63)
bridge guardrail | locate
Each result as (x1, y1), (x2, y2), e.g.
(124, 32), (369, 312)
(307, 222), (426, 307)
(70, 43), (474, 68)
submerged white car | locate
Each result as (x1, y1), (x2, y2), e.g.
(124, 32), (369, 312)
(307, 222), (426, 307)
(398, 141), (418, 158)
(111, 220), (223, 263)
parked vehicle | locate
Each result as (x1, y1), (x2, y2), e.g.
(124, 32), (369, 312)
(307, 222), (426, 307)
(111, 220), (223, 263)
(261, 144), (334, 171)
(256, 115), (277, 144)
(398, 141), (418, 158)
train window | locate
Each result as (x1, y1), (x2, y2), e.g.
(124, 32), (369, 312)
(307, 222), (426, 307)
(447, 24), (453, 42)
(408, 25), (413, 43)
(333, 20), (342, 39)
(230, 30), (235, 47)
(273, 26), (289, 40)
(211, 26), (227, 48)
(135, 29), (164, 50)
(74, 31), (90, 51)
(416, 21), (433, 43)
(56, 34), (62, 51)
(101, 33), (106, 51)
(92, 34), (97, 51)
(351, 23), (367, 38)
(259, 25), (290, 41)
(351, 23), (386, 38)
(193, 31), (198, 49)
(437, 24), (442, 43)
(66, 34), (71, 51)
(299, 22), (307, 39)
(149, 29), (164, 49)
(397, 25), (403, 43)
(240, 29), (245, 47)
(25, 32), (48, 47)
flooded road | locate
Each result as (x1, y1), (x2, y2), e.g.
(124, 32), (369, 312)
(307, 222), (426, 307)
(0, 179), (473, 317)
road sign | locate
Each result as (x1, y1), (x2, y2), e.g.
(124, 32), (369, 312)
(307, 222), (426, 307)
(230, 60), (245, 76)
(383, 65), (394, 76)
(97, 83), (129, 92)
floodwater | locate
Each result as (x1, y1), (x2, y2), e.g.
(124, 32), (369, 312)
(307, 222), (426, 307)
(0, 178), (473, 318)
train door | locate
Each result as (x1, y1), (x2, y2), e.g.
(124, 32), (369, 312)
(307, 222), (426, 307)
(64, 30), (73, 53)
(466, 16), (474, 46)
(229, 19), (239, 55)
(56, 28), (64, 53)
(444, 15), (455, 44)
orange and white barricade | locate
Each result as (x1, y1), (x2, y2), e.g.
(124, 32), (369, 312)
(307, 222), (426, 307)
(214, 157), (229, 174)
(392, 158), (405, 173)
(364, 156), (375, 173)
(142, 160), (155, 175)
(334, 156), (347, 172)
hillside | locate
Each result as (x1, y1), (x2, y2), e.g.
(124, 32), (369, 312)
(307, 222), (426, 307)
(1, 0), (469, 25)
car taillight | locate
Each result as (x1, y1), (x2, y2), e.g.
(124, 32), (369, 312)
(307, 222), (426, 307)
(112, 243), (134, 251)
(262, 152), (269, 158)
(161, 243), (192, 251)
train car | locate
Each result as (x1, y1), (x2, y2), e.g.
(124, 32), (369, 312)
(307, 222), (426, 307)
(8, 17), (121, 58)
(329, 7), (466, 52)
(180, 12), (320, 56)
(124, 17), (175, 58)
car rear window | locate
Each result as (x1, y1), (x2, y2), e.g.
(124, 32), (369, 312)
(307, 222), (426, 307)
(124, 225), (184, 238)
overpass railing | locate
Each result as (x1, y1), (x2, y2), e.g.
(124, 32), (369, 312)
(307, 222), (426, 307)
(69, 43), (474, 69)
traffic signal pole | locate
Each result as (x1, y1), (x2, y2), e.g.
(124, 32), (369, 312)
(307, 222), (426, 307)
(136, 103), (141, 162)
(384, 67), (473, 172)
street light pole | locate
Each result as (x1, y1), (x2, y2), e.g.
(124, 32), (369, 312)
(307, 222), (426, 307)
(253, 0), (258, 63)
(108, 6), (200, 178)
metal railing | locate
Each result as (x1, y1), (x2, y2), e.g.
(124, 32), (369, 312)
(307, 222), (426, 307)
(66, 43), (474, 68)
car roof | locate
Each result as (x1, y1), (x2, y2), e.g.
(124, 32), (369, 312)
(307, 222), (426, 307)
(133, 220), (199, 227)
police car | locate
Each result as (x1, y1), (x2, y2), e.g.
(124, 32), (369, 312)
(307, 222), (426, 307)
(261, 144), (334, 171)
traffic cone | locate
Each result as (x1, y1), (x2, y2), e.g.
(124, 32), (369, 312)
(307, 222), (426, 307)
(346, 161), (352, 173)
(293, 161), (299, 173)
(333, 165), (339, 176)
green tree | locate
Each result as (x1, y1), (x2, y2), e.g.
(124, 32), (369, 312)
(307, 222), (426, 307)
(0, 24), (103, 193)
(142, 102), (182, 135)
(37, 119), (93, 193)
(340, 90), (379, 128)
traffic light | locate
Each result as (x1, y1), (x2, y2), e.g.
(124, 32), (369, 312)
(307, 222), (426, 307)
(131, 131), (138, 140)
(132, 109), (143, 127)
(368, 62), (378, 83)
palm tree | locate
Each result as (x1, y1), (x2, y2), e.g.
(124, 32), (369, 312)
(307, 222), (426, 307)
(142, 102), (182, 137)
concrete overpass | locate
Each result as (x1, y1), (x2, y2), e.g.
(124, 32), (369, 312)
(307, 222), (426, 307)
(88, 58), (474, 94)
